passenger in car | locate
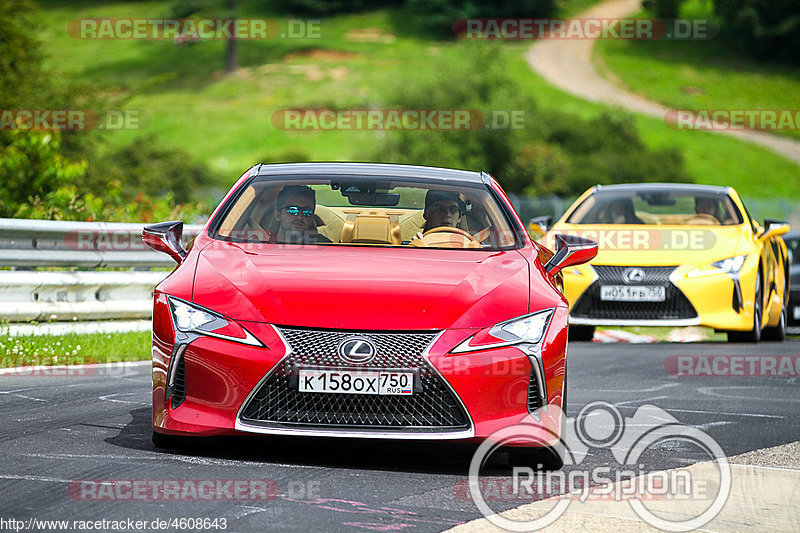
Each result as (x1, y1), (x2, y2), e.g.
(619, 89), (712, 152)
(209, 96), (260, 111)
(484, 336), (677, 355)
(272, 185), (332, 244)
(605, 198), (644, 224)
(694, 197), (721, 220)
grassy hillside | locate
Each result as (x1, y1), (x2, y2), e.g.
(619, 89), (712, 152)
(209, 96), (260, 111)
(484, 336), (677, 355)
(34, 0), (800, 203)
(594, 2), (800, 142)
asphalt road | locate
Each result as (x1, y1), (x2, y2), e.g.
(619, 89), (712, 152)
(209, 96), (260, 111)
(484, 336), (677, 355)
(1, 339), (798, 532)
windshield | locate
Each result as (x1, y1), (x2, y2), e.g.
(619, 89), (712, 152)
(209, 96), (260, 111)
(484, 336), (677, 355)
(210, 176), (518, 250)
(566, 189), (744, 226)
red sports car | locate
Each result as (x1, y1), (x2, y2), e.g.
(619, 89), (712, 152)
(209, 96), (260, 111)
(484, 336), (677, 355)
(143, 163), (596, 466)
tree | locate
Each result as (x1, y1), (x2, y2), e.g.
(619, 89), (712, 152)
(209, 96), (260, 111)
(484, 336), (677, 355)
(714, 0), (800, 61)
(170, 0), (239, 73)
(0, 0), (47, 108)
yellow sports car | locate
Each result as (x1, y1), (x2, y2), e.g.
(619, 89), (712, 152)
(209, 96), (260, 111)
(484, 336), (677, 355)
(540, 184), (790, 342)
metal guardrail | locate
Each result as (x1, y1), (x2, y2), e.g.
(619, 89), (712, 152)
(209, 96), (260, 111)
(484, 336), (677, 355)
(0, 218), (204, 322)
(0, 218), (203, 268)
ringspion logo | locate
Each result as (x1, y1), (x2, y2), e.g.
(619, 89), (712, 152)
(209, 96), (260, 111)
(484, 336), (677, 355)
(468, 402), (730, 531)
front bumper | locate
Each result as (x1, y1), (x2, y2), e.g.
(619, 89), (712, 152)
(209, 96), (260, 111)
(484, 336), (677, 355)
(152, 304), (568, 447)
(564, 264), (759, 331)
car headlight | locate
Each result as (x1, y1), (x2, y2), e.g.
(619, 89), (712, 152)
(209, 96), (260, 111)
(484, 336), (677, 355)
(711, 254), (747, 275)
(687, 254), (748, 278)
(167, 296), (263, 346)
(451, 309), (554, 354)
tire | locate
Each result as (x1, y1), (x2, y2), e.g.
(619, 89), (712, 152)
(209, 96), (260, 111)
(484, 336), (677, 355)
(508, 444), (564, 471)
(763, 282), (788, 342)
(568, 325), (594, 342)
(728, 272), (762, 343)
(508, 368), (567, 472)
(152, 431), (184, 449)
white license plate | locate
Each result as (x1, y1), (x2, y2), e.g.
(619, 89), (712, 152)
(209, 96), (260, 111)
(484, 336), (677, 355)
(600, 285), (666, 302)
(298, 369), (414, 395)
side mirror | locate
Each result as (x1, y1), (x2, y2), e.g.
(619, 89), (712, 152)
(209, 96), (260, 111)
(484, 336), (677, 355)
(143, 221), (188, 264)
(544, 234), (598, 276)
(527, 216), (552, 241)
(530, 216), (552, 233)
(759, 219), (790, 242)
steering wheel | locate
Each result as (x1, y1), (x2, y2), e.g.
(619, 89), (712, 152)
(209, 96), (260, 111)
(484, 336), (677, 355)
(410, 226), (482, 248)
(685, 213), (720, 225)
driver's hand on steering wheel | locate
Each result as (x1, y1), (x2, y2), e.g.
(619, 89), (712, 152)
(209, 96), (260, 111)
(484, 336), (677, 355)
(411, 231), (423, 241)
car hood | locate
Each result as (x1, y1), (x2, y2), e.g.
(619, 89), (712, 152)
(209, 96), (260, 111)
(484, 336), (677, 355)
(191, 241), (531, 330)
(544, 224), (748, 266)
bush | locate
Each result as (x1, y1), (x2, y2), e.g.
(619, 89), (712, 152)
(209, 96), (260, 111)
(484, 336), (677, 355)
(713, 0), (800, 62)
(407, 0), (557, 36)
(279, 0), (404, 15)
(88, 136), (214, 204)
(0, 128), (87, 218)
(641, 0), (684, 19)
(371, 45), (690, 197)
(542, 111), (689, 194)
(0, 128), (207, 222)
(370, 43), (539, 176)
(0, 0), (45, 109)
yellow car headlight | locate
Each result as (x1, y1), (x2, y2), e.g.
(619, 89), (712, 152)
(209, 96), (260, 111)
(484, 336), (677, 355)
(687, 254), (748, 278)
(711, 255), (747, 275)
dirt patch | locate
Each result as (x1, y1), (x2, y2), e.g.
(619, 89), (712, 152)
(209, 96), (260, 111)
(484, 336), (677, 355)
(345, 28), (396, 43)
(284, 48), (359, 61)
(681, 86), (705, 95)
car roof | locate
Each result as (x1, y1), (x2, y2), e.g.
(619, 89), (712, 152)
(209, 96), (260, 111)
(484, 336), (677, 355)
(593, 183), (731, 194)
(252, 162), (484, 184)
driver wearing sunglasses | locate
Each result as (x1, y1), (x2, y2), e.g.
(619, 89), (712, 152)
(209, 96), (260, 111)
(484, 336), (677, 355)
(272, 185), (331, 244)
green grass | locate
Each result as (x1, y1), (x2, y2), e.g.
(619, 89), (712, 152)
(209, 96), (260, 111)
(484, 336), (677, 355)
(501, 44), (800, 204)
(31, 0), (800, 205)
(594, 3), (800, 141)
(0, 330), (150, 368)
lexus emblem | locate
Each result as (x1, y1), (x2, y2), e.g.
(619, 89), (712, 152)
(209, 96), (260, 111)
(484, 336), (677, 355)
(623, 267), (645, 284)
(338, 337), (377, 364)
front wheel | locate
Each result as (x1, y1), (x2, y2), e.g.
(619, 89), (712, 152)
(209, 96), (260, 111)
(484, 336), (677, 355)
(152, 431), (185, 449)
(508, 444), (564, 471)
(762, 302), (787, 342)
(568, 325), (595, 342)
(728, 273), (762, 343)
